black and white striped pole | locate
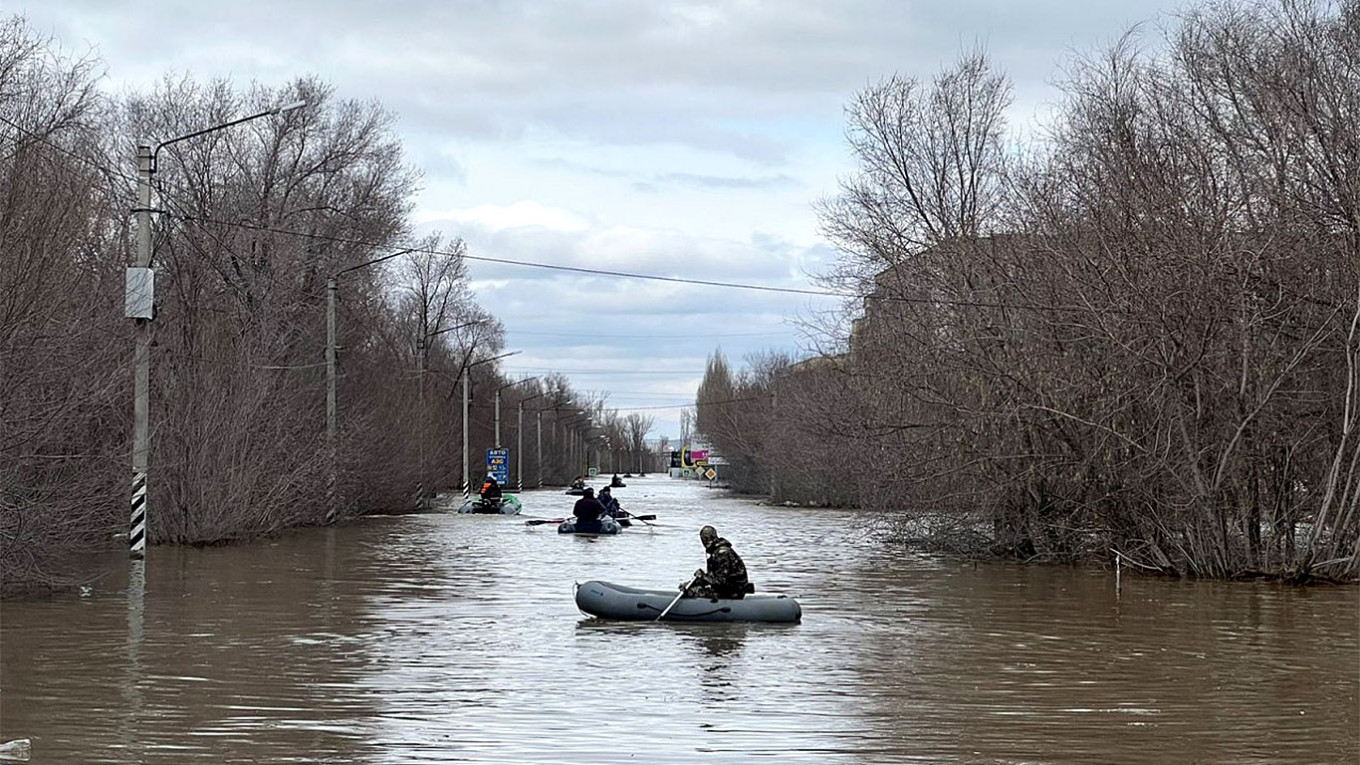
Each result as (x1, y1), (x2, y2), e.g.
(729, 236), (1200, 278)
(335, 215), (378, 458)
(125, 101), (309, 557)
(516, 391), (543, 491)
(461, 364), (471, 502)
(127, 144), (154, 559)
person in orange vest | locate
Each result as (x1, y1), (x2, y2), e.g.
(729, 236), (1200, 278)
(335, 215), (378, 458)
(480, 475), (503, 501)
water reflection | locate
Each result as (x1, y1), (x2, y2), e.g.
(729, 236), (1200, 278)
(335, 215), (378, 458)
(1, 478), (1355, 764)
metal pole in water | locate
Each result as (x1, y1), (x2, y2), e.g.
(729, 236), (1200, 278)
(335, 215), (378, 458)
(1115, 551), (1122, 598)
(325, 277), (338, 523)
(128, 145), (153, 559)
(462, 366), (470, 501)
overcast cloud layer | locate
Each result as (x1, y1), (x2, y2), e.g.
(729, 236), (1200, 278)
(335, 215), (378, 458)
(19, 0), (1189, 440)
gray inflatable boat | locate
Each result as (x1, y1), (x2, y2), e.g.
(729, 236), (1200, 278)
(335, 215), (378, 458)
(575, 580), (802, 623)
(557, 517), (622, 535)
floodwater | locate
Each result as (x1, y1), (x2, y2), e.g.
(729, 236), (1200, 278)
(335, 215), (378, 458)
(1, 477), (1356, 764)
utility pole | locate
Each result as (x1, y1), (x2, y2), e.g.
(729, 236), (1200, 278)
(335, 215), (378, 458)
(128, 144), (153, 559)
(515, 392), (543, 491)
(459, 350), (523, 500)
(325, 246), (414, 521)
(461, 364), (470, 501)
(325, 277), (337, 522)
(536, 409), (543, 488)
(417, 335), (426, 508)
(125, 101), (308, 557)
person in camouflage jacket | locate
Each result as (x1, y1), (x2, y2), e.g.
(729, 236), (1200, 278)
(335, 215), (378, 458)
(685, 525), (752, 599)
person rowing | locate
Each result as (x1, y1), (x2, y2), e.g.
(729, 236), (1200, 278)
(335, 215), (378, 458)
(683, 525), (753, 600)
(597, 486), (633, 526)
(571, 487), (608, 533)
(480, 475), (503, 502)
(598, 486), (624, 517)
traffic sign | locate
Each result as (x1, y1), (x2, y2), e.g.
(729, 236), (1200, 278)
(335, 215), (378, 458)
(704, 468), (716, 480)
(486, 448), (509, 483)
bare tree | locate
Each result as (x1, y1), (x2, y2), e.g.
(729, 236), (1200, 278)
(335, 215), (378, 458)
(0, 17), (122, 592)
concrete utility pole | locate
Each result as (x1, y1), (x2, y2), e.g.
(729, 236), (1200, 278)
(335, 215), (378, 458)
(326, 276), (337, 518)
(128, 145), (153, 559)
(126, 99), (306, 558)
(416, 320), (481, 509)
(461, 364), (470, 501)
(325, 246), (414, 521)
(460, 351), (522, 499)
(536, 409), (543, 488)
(516, 392), (543, 491)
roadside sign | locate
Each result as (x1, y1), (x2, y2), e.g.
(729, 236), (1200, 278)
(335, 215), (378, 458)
(588, 467), (598, 477)
(704, 468), (716, 480)
(486, 448), (509, 483)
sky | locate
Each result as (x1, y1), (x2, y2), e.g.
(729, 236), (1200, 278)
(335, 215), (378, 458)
(18, 0), (1189, 442)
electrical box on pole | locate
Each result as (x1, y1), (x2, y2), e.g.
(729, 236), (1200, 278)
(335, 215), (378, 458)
(124, 267), (155, 319)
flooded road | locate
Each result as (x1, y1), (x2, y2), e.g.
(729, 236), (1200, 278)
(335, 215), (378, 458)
(2, 477), (1356, 763)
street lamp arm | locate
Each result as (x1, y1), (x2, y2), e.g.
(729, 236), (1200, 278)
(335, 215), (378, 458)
(129, 98), (310, 556)
(336, 247), (415, 278)
(427, 318), (486, 340)
(496, 375), (540, 394)
(460, 349), (522, 377)
(152, 100), (307, 171)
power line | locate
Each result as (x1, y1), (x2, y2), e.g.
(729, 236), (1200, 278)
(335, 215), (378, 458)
(500, 367), (705, 375)
(512, 329), (789, 339)
(7, 115), (1154, 318)
(167, 213), (1122, 314)
(174, 213), (845, 298)
(612, 395), (771, 411)
(0, 119), (1124, 316)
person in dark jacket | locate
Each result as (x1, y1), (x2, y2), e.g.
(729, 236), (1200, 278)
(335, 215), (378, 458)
(685, 525), (752, 599)
(598, 486), (624, 517)
(480, 475), (503, 501)
(572, 487), (607, 531)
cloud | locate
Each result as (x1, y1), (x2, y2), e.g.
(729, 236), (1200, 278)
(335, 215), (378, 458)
(645, 172), (799, 191)
(415, 201), (593, 232)
(18, 0), (1196, 439)
(25, 0), (1191, 163)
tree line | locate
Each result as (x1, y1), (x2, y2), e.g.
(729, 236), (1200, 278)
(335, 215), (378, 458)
(697, 0), (1358, 582)
(0, 17), (653, 593)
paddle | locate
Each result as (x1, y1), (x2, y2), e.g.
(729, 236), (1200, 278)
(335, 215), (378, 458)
(656, 578), (694, 622)
(524, 517), (568, 526)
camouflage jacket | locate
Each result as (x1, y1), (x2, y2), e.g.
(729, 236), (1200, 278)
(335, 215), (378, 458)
(696, 536), (749, 597)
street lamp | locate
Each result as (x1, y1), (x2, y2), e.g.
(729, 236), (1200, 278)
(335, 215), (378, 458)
(417, 320), (485, 509)
(459, 350), (521, 500)
(494, 377), (539, 448)
(326, 247), (416, 521)
(562, 416), (591, 480)
(516, 391), (545, 491)
(125, 99), (307, 559)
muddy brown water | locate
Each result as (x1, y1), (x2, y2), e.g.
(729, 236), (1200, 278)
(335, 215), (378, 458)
(2, 477), (1356, 763)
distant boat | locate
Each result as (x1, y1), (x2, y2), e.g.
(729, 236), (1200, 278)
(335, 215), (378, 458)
(456, 495), (523, 515)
